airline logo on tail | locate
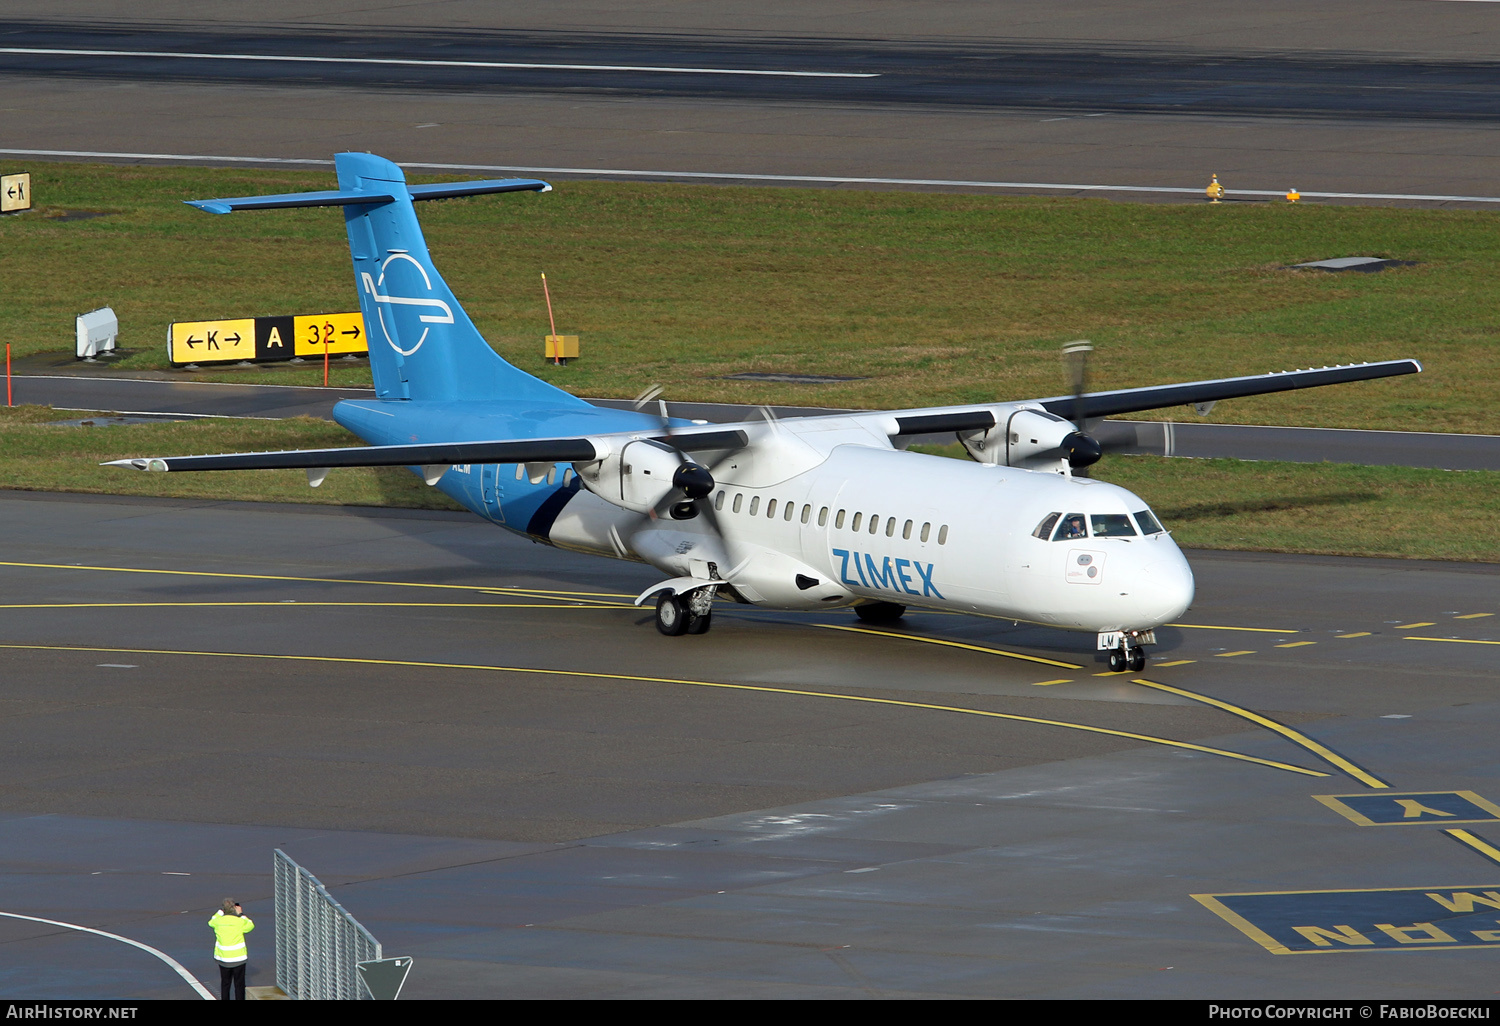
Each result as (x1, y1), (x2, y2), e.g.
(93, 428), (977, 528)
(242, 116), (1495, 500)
(360, 252), (454, 356)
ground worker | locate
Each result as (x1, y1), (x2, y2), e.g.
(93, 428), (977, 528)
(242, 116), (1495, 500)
(209, 898), (255, 1000)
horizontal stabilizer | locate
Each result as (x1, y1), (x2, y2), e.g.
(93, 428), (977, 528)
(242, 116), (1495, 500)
(186, 178), (550, 215)
(102, 428), (748, 474)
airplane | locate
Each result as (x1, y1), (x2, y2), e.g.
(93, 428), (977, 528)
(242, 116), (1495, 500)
(107, 152), (1421, 672)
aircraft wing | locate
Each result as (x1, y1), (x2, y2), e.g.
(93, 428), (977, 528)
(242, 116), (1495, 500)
(103, 428), (749, 473)
(1031, 359), (1421, 421)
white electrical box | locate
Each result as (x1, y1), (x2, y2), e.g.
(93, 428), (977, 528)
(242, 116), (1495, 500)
(76, 307), (118, 359)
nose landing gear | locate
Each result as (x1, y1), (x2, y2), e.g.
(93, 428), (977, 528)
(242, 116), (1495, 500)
(1101, 630), (1154, 672)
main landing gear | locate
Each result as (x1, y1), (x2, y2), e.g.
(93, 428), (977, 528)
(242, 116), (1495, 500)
(655, 588), (714, 636)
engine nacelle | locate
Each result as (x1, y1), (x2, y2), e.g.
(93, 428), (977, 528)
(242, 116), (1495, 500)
(959, 408), (1076, 474)
(575, 438), (703, 515)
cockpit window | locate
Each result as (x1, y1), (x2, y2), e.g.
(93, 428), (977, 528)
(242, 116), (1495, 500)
(1091, 513), (1137, 537)
(1134, 510), (1165, 535)
(1053, 513), (1088, 541)
(1032, 512), (1061, 540)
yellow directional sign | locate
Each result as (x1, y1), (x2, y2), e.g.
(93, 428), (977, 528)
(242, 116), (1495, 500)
(1, 173), (31, 213)
(169, 318), (256, 365)
(168, 313), (367, 365)
(294, 312), (366, 358)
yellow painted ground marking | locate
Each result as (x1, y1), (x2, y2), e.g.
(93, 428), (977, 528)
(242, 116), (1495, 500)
(0, 601), (624, 610)
(0, 560), (630, 599)
(1168, 623), (1297, 634)
(815, 624), (1083, 669)
(1455, 613), (1494, 620)
(1393, 622), (1436, 630)
(1338, 632), (1372, 638)
(1093, 670), (1129, 677)
(1445, 829), (1500, 867)
(1131, 678), (1390, 789)
(1215, 650), (1256, 658)
(1275, 641), (1318, 649)
(1406, 637), (1500, 647)
(1031, 679), (1073, 687)
(1154, 660), (1196, 667)
(0, 643), (1328, 778)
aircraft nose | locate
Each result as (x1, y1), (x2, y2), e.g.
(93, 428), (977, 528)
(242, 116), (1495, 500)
(1139, 558), (1195, 623)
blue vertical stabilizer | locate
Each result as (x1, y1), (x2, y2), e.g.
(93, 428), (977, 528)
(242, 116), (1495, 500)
(186, 152), (588, 407)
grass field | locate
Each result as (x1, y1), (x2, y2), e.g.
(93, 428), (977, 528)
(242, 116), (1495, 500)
(1, 161), (1494, 431)
(5, 408), (1495, 563)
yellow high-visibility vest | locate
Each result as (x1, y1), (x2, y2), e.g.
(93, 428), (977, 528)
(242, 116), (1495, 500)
(210, 910), (255, 964)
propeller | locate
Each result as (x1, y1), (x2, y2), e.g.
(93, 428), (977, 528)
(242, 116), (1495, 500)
(1061, 340), (1103, 471)
(631, 384), (722, 522)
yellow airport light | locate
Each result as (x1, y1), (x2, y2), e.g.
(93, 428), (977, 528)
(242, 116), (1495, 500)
(1206, 174), (1224, 204)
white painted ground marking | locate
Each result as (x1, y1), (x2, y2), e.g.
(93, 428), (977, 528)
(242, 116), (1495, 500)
(0, 47), (878, 78)
(4, 149), (1498, 205)
(0, 911), (214, 999)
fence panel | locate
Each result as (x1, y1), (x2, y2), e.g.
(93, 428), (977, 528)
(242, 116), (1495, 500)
(273, 849), (381, 999)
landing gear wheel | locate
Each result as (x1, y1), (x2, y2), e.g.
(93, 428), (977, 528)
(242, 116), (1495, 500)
(1108, 648), (1127, 672)
(1127, 647), (1146, 672)
(687, 611), (713, 635)
(854, 602), (907, 625)
(655, 593), (689, 636)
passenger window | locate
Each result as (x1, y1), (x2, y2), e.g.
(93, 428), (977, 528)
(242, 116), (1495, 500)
(563, 469), (574, 485)
(851, 513), (862, 532)
(920, 522), (931, 543)
(836, 510), (846, 529)
(938, 525), (949, 545)
(818, 507), (829, 527)
(886, 518), (897, 537)
(714, 490), (725, 511)
(790, 503), (800, 522)
(1091, 513), (1137, 538)
(1134, 510), (1165, 535)
(1033, 512), (1061, 540)
(902, 519), (912, 540)
(767, 498), (777, 518)
(733, 493), (743, 513)
(749, 496), (760, 516)
(547, 467), (558, 485)
(1053, 513), (1088, 541)
(869, 515), (880, 535)
(514, 464), (525, 480)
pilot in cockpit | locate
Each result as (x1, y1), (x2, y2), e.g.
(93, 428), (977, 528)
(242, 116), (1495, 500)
(1060, 514), (1087, 540)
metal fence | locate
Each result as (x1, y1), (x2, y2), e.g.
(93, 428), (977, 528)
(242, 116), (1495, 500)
(273, 849), (381, 1000)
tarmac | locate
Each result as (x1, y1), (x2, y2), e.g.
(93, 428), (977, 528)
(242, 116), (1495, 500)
(0, 490), (1497, 998)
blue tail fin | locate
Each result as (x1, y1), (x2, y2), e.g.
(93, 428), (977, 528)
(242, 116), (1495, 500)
(187, 152), (587, 405)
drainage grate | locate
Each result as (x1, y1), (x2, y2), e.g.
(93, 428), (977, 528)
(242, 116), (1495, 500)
(1288, 257), (1416, 273)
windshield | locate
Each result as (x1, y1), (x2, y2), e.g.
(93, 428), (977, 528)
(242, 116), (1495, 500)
(1052, 513), (1088, 541)
(1134, 510), (1165, 535)
(1091, 513), (1137, 537)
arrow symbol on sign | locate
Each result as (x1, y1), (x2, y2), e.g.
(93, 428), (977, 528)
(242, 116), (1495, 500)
(186, 335), (202, 348)
(4, 187), (13, 198)
(224, 333), (241, 344)
(343, 326), (360, 339)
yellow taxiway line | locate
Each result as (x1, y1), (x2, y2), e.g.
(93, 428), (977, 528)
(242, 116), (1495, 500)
(1445, 829), (1500, 867)
(0, 560), (629, 600)
(1405, 636), (1500, 646)
(814, 624), (1083, 669)
(0, 642), (1327, 779)
(1131, 678), (1389, 789)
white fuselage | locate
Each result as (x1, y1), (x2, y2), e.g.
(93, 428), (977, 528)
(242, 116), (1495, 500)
(547, 413), (1195, 634)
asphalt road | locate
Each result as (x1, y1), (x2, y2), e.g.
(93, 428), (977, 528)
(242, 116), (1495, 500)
(15, 373), (1500, 471)
(3, 2), (1500, 203)
(6, 19), (1500, 122)
(0, 491), (1497, 998)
